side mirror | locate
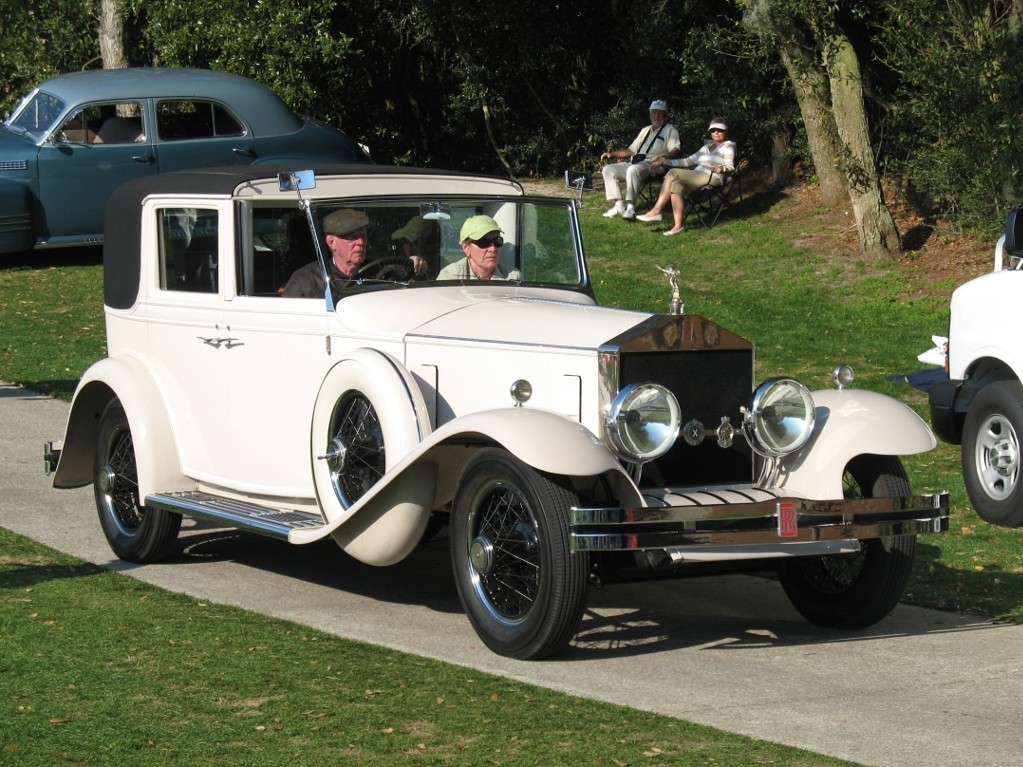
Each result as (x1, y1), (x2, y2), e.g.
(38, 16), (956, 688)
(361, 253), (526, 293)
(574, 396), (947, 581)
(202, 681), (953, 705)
(278, 170), (316, 192)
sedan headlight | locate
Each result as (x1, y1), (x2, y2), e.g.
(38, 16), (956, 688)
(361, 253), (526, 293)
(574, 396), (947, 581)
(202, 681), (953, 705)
(743, 378), (815, 456)
(605, 383), (681, 462)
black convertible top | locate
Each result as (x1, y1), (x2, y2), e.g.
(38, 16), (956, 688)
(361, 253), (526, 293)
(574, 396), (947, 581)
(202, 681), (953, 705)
(103, 164), (506, 309)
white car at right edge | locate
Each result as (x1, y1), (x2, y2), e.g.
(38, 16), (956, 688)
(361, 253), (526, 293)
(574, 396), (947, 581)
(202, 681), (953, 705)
(929, 210), (1023, 526)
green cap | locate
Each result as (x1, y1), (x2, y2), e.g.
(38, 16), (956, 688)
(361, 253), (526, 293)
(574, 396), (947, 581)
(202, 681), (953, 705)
(391, 216), (434, 241)
(460, 214), (502, 243)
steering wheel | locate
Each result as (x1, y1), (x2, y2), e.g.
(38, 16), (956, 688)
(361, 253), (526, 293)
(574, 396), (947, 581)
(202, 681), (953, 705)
(357, 256), (418, 282)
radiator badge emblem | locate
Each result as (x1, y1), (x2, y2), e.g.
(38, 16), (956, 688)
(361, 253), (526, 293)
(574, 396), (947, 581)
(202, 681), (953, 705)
(682, 416), (735, 448)
(716, 416), (734, 448)
(682, 419), (705, 446)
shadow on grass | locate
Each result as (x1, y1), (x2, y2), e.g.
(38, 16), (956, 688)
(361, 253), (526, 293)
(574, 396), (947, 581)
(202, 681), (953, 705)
(912, 539), (1023, 620)
(0, 380), (79, 399)
(0, 246), (102, 272)
(1, 560), (108, 589)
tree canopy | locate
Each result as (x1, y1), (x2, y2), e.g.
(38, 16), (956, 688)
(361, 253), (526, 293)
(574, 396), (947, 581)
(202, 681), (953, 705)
(3, 0), (1022, 240)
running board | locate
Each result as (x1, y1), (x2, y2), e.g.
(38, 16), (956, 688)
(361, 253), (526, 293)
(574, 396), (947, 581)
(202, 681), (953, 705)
(146, 491), (324, 541)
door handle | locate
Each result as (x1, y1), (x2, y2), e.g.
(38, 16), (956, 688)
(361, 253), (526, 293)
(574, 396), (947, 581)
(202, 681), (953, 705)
(132, 154), (156, 165)
(232, 147), (257, 157)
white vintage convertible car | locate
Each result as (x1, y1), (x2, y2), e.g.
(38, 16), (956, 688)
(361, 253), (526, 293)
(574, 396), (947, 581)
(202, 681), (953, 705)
(47, 165), (948, 659)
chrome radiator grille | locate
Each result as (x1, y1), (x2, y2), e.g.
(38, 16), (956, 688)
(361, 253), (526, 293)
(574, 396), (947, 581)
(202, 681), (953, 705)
(619, 348), (754, 486)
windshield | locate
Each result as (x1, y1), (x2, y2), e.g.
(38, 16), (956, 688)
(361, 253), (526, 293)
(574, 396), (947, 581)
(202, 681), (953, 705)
(242, 196), (587, 297)
(5, 89), (66, 138)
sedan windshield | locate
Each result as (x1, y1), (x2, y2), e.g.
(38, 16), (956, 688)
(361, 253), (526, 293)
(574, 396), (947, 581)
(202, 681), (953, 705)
(5, 90), (66, 138)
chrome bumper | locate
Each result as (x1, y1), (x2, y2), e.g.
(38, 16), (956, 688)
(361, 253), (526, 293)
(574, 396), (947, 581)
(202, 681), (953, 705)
(570, 492), (949, 552)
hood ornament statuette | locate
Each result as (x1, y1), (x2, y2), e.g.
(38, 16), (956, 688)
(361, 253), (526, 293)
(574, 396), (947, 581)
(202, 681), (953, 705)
(657, 263), (683, 315)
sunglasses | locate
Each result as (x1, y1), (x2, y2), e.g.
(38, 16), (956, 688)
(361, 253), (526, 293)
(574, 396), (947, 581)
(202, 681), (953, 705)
(471, 235), (504, 249)
(709, 127), (726, 133)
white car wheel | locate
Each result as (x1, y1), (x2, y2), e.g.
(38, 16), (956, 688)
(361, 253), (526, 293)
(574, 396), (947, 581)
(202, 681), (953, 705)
(962, 380), (1023, 527)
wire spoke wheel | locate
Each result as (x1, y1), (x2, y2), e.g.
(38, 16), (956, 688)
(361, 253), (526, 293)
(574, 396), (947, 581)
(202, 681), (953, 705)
(94, 400), (180, 563)
(100, 426), (143, 532)
(778, 454), (916, 629)
(325, 391), (386, 508)
(467, 479), (542, 623)
(451, 448), (588, 659)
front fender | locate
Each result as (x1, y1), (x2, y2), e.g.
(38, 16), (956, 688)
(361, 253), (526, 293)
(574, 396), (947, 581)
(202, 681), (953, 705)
(434, 407), (621, 477)
(52, 356), (190, 497)
(292, 407), (630, 548)
(0, 179), (34, 253)
(776, 388), (936, 499)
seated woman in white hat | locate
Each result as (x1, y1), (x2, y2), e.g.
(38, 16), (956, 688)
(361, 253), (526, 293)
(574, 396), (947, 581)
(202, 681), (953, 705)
(637, 117), (735, 236)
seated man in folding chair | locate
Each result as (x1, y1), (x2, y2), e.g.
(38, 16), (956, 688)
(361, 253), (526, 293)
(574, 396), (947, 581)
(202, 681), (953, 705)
(637, 118), (735, 236)
(599, 100), (681, 221)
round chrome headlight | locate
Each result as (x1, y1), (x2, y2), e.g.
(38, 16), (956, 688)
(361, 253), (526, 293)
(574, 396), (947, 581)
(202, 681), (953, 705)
(605, 383), (681, 462)
(744, 378), (815, 456)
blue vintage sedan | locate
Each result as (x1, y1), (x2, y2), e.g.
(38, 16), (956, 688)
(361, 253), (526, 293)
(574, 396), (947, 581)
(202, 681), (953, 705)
(0, 67), (370, 254)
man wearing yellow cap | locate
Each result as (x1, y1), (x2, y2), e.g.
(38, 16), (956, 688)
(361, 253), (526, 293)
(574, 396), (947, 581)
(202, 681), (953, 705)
(438, 215), (521, 281)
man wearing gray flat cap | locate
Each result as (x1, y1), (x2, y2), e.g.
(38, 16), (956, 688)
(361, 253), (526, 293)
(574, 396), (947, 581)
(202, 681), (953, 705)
(283, 208), (373, 297)
(599, 99), (681, 221)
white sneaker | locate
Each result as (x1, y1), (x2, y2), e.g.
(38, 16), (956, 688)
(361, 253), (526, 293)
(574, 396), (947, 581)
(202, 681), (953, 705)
(622, 204), (637, 220)
(603, 201), (625, 218)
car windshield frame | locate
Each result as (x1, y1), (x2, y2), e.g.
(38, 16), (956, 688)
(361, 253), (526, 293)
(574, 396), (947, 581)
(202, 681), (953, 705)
(5, 89), (66, 140)
(239, 193), (591, 300)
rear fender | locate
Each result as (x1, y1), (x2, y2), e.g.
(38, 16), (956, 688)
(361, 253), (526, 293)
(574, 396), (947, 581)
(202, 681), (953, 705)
(775, 388), (936, 498)
(52, 357), (190, 496)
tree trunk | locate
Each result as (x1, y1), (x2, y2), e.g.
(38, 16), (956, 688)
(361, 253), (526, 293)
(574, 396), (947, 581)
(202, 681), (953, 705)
(98, 0), (128, 70)
(824, 31), (902, 260)
(770, 126), (792, 185)
(745, 0), (848, 207)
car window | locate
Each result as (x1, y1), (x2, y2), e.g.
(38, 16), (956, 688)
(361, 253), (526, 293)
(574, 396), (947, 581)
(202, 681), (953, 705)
(158, 208), (219, 293)
(156, 100), (245, 140)
(244, 206), (318, 295)
(6, 90), (65, 138)
(58, 102), (145, 145)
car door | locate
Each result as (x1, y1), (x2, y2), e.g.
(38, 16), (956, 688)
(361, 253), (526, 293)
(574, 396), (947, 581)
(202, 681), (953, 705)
(141, 202), (231, 482)
(154, 98), (257, 171)
(215, 203), (331, 497)
(36, 100), (156, 241)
